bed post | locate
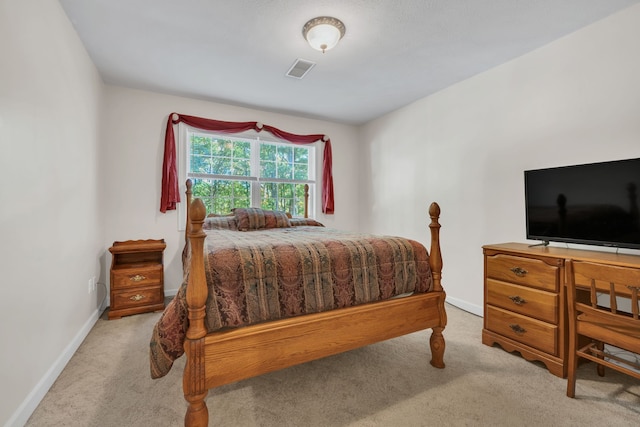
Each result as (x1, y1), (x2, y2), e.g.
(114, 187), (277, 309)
(304, 184), (309, 218)
(428, 202), (446, 368)
(183, 198), (209, 427)
(185, 179), (193, 243)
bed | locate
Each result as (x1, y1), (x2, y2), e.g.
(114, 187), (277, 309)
(150, 180), (447, 427)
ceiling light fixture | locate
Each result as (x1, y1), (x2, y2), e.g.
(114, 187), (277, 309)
(302, 16), (346, 53)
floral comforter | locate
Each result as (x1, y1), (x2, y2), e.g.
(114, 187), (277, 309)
(150, 225), (433, 378)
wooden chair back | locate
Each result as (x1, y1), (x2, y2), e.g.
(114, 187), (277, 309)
(566, 259), (640, 397)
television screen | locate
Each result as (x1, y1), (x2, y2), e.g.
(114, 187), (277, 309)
(525, 158), (640, 249)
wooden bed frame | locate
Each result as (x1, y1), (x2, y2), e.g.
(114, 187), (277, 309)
(180, 181), (447, 427)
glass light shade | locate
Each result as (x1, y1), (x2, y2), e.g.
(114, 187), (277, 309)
(302, 17), (345, 53)
(306, 24), (341, 52)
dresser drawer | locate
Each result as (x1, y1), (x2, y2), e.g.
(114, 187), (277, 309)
(112, 265), (162, 289)
(486, 254), (560, 292)
(485, 306), (557, 355)
(111, 286), (163, 310)
(486, 279), (558, 324)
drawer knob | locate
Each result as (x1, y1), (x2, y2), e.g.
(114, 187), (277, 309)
(509, 324), (526, 335)
(130, 274), (146, 282)
(129, 294), (145, 301)
(510, 267), (528, 277)
(509, 295), (526, 305)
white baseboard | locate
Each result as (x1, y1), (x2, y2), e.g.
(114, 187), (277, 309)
(446, 295), (483, 317)
(5, 305), (105, 427)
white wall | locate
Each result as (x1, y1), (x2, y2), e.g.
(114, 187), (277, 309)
(4, 1), (640, 424)
(360, 4), (640, 315)
(100, 86), (361, 295)
(0, 1), (104, 425)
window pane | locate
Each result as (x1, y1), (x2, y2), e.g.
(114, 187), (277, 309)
(261, 182), (277, 211)
(295, 184), (308, 216)
(232, 181), (251, 208)
(190, 136), (211, 155)
(190, 178), (250, 215)
(257, 182), (313, 217)
(277, 146), (293, 163)
(274, 183), (293, 213)
(294, 147), (308, 163)
(279, 183), (293, 198)
(191, 179), (213, 213)
(234, 159), (251, 176)
(216, 140), (233, 157)
(190, 138), (251, 177)
(234, 141), (251, 159)
(277, 162), (293, 180)
(260, 160), (276, 178)
(260, 144), (276, 161)
(294, 164), (308, 180)
(212, 158), (232, 175)
(190, 155), (210, 174)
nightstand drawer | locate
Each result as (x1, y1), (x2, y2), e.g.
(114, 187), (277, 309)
(485, 306), (557, 355)
(112, 265), (162, 289)
(486, 279), (558, 324)
(112, 286), (163, 310)
(486, 254), (559, 292)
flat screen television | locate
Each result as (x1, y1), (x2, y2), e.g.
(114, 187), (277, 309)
(524, 158), (640, 249)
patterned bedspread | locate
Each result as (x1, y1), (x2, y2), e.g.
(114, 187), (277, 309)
(150, 223), (433, 379)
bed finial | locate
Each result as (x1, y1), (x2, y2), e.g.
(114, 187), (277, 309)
(428, 202), (440, 219)
(428, 202), (443, 293)
(190, 198), (206, 223)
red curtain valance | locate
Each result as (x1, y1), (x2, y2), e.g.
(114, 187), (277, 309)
(161, 113), (334, 214)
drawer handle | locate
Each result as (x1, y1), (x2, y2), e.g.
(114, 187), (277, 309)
(129, 294), (145, 301)
(509, 324), (526, 335)
(510, 267), (528, 277)
(509, 295), (526, 305)
(130, 274), (146, 282)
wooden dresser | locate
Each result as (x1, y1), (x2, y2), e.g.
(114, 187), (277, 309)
(108, 239), (166, 320)
(482, 242), (640, 378)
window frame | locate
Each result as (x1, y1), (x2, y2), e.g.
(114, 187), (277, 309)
(177, 123), (316, 230)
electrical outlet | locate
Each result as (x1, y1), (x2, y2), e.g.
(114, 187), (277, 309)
(88, 276), (96, 293)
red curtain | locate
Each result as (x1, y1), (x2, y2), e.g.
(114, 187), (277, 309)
(161, 113), (334, 214)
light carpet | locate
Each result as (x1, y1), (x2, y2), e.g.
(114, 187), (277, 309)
(25, 304), (639, 426)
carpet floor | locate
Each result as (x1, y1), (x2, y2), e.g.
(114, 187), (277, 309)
(25, 303), (639, 426)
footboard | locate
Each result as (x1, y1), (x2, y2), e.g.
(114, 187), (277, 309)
(202, 292), (445, 389)
(181, 197), (446, 427)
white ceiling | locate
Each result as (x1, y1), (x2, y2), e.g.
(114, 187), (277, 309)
(59, 0), (640, 125)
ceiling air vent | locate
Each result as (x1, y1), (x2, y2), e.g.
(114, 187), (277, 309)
(286, 59), (316, 79)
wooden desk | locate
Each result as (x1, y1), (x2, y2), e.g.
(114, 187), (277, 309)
(482, 242), (640, 378)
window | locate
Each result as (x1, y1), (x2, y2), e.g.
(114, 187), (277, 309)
(181, 127), (315, 218)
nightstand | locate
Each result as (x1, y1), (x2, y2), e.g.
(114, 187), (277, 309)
(108, 239), (166, 319)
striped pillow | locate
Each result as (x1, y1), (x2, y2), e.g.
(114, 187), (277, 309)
(233, 208), (292, 231)
(289, 218), (324, 227)
(203, 216), (238, 230)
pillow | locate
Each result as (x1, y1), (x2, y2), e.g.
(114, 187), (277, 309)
(203, 215), (238, 230)
(289, 218), (325, 227)
(233, 208), (292, 231)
